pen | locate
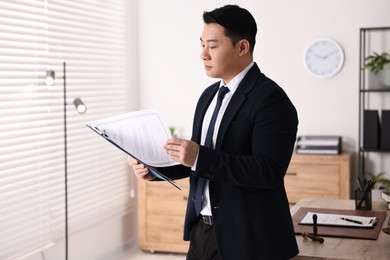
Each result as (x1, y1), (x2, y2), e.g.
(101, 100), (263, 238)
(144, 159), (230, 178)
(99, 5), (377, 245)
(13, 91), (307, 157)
(340, 217), (363, 224)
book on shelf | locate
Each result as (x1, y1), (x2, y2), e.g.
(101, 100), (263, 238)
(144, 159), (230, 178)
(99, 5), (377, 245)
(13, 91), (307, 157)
(296, 136), (342, 155)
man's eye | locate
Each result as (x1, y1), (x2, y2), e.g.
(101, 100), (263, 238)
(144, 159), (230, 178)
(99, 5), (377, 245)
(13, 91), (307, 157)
(210, 46), (217, 49)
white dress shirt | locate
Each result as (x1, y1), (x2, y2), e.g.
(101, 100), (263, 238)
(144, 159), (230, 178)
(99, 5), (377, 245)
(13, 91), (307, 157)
(195, 62), (254, 216)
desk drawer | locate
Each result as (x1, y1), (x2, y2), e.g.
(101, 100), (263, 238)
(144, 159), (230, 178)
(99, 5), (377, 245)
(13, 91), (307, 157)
(285, 163), (340, 203)
(139, 178), (190, 253)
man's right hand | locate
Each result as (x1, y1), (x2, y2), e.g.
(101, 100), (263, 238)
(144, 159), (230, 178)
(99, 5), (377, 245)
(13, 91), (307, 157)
(128, 157), (155, 180)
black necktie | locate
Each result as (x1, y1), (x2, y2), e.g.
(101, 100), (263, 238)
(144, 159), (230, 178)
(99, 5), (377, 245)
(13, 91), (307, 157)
(195, 86), (230, 215)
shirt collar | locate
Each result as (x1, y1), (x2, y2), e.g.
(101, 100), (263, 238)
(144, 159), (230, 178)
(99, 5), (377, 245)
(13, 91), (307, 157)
(219, 62), (254, 95)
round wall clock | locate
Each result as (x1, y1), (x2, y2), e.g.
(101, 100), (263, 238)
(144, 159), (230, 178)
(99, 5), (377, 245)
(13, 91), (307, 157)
(303, 38), (344, 78)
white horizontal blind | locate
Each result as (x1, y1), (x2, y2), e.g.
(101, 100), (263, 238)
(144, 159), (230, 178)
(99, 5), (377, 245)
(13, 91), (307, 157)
(0, 1), (59, 259)
(0, 0), (132, 259)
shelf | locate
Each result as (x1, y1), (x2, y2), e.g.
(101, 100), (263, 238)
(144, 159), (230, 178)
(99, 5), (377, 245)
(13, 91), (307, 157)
(361, 26), (390, 31)
(358, 26), (390, 180)
(360, 89), (390, 93)
(360, 148), (390, 153)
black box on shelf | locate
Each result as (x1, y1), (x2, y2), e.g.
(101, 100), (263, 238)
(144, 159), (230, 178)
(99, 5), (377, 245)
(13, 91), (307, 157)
(381, 110), (390, 150)
(363, 110), (380, 150)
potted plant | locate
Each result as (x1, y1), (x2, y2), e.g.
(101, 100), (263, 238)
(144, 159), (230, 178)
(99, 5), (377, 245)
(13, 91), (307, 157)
(364, 52), (390, 87)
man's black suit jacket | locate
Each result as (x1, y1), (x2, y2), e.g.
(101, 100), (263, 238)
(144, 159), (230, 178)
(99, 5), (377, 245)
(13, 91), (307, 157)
(158, 63), (299, 260)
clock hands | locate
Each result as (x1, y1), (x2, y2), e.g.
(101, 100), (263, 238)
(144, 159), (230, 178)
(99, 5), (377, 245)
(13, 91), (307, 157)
(314, 53), (325, 59)
(313, 50), (338, 60)
(323, 49), (338, 58)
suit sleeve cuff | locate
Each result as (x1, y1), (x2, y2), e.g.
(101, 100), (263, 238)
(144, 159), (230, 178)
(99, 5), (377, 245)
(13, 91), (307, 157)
(191, 150), (199, 172)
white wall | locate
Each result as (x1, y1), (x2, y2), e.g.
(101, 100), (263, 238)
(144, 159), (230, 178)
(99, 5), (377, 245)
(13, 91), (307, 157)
(137, 0), (390, 178)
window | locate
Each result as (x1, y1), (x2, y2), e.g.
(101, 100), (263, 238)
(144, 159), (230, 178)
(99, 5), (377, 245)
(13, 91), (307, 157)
(0, 1), (133, 259)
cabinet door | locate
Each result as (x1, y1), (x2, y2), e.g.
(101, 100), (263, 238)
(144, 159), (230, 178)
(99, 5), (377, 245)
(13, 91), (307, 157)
(138, 178), (190, 253)
(285, 163), (340, 203)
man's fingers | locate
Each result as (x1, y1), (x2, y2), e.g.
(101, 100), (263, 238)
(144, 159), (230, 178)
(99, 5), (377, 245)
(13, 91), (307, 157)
(128, 156), (138, 165)
(165, 138), (183, 151)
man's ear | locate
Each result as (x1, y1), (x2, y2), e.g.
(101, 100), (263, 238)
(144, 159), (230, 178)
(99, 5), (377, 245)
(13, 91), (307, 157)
(238, 39), (250, 56)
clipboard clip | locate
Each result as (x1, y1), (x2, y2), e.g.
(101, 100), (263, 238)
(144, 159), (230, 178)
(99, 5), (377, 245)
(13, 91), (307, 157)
(94, 127), (109, 138)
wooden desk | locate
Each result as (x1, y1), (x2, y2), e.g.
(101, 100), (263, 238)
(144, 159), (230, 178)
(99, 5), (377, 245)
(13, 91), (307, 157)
(291, 198), (390, 260)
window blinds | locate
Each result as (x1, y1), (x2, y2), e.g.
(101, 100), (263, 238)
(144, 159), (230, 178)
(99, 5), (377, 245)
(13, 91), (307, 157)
(0, 1), (132, 259)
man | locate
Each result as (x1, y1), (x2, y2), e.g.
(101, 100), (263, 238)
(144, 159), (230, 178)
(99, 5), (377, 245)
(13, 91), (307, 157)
(131, 5), (299, 260)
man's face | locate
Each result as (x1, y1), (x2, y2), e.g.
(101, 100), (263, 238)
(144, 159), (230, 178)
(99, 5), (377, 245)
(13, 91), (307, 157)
(200, 23), (242, 84)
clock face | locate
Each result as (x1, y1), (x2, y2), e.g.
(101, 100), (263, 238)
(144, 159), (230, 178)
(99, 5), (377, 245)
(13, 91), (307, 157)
(304, 38), (344, 78)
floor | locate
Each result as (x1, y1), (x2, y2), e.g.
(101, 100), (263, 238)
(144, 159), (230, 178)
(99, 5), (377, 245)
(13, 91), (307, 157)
(118, 245), (186, 260)
(117, 246), (308, 260)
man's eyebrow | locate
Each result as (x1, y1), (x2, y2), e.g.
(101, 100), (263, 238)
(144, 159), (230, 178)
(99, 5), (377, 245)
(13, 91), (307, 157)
(200, 37), (219, 43)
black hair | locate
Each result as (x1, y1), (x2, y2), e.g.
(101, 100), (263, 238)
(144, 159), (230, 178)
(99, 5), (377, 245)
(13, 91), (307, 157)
(203, 5), (257, 54)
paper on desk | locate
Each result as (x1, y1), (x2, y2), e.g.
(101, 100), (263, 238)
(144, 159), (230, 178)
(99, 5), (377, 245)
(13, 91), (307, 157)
(299, 211), (377, 228)
(86, 109), (179, 167)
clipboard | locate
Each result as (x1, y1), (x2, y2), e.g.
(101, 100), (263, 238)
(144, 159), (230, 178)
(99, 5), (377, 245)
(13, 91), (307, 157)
(86, 124), (181, 190)
(292, 207), (387, 240)
(299, 211), (378, 228)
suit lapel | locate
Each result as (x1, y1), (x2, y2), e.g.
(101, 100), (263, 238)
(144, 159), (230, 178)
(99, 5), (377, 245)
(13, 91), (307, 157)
(193, 63), (262, 148)
(215, 64), (261, 149)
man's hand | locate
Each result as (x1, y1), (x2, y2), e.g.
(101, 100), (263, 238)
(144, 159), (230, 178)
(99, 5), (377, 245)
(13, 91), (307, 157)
(128, 157), (155, 180)
(164, 138), (199, 167)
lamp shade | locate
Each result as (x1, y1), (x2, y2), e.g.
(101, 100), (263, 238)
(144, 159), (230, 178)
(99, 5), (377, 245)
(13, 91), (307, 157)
(73, 98), (87, 114)
(44, 70), (55, 86)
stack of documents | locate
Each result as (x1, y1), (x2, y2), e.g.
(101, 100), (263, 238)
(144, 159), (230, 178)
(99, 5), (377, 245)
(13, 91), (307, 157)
(296, 136), (342, 155)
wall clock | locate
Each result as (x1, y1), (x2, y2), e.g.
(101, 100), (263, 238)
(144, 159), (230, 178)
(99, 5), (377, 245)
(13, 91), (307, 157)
(303, 38), (344, 78)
